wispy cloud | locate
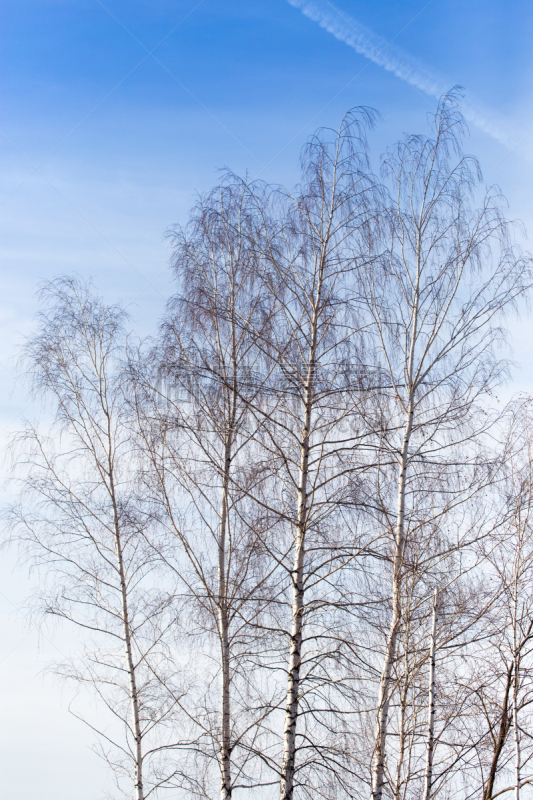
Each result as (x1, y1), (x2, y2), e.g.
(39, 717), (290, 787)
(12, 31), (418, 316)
(288, 0), (519, 150)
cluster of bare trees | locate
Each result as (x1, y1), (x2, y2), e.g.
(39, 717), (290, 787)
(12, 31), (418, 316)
(8, 92), (533, 800)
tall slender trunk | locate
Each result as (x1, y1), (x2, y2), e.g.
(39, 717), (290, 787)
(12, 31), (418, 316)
(482, 662), (514, 800)
(372, 234), (420, 800)
(371, 403), (413, 800)
(512, 587), (521, 800)
(279, 251), (325, 800)
(218, 341), (238, 800)
(218, 431), (233, 800)
(392, 668), (409, 800)
(513, 669), (521, 800)
(109, 464), (144, 800)
(423, 589), (439, 800)
(279, 366), (314, 800)
(279, 522), (306, 799)
(393, 611), (412, 800)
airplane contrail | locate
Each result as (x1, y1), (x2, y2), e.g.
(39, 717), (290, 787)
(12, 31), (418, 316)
(287, 0), (519, 151)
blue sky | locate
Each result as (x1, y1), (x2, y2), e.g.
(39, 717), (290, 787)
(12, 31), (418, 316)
(2, 2), (533, 798)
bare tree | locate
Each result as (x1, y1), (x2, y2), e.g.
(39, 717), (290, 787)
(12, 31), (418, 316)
(8, 277), (181, 800)
(358, 91), (532, 800)
(361, 499), (498, 800)
(235, 109), (385, 800)
(6, 94), (533, 800)
(131, 178), (281, 799)
(476, 402), (533, 800)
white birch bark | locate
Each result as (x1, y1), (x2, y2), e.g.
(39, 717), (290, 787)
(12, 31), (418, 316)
(279, 331), (316, 800)
(108, 424), (144, 800)
(116, 524), (144, 800)
(512, 580), (521, 800)
(392, 641), (410, 800)
(279, 235), (326, 800)
(423, 589), (438, 800)
(218, 413), (236, 800)
(371, 400), (414, 800)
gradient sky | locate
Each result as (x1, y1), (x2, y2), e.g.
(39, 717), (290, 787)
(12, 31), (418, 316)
(2, 2), (533, 798)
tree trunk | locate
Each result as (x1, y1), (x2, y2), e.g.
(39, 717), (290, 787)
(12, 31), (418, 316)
(111, 469), (144, 800)
(218, 433), (233, 800)
(513, 668), (521, 800)
(279, 387), (313, 800)
(217, 339), (237, 800)
(482, 662), (514, 800)
(105, 409), (144, 800)
(512, 588), (521, 800)
(371, 405), (413, 800)
(423, 589), (439, 800)
(392, 674), (409, 800)
(279, 526), (306, 800)
(279, 264), (325, 798)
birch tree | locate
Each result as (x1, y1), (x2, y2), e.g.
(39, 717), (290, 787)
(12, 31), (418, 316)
(361, 502), (496, 800)
(359, 91), (531, 800)
(8, 277), (181, 800)
(131, 178), (281, 799)
(236, 110), (384, 800)
(476, 402), (533, 800)
(6, 95), (533, 800)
